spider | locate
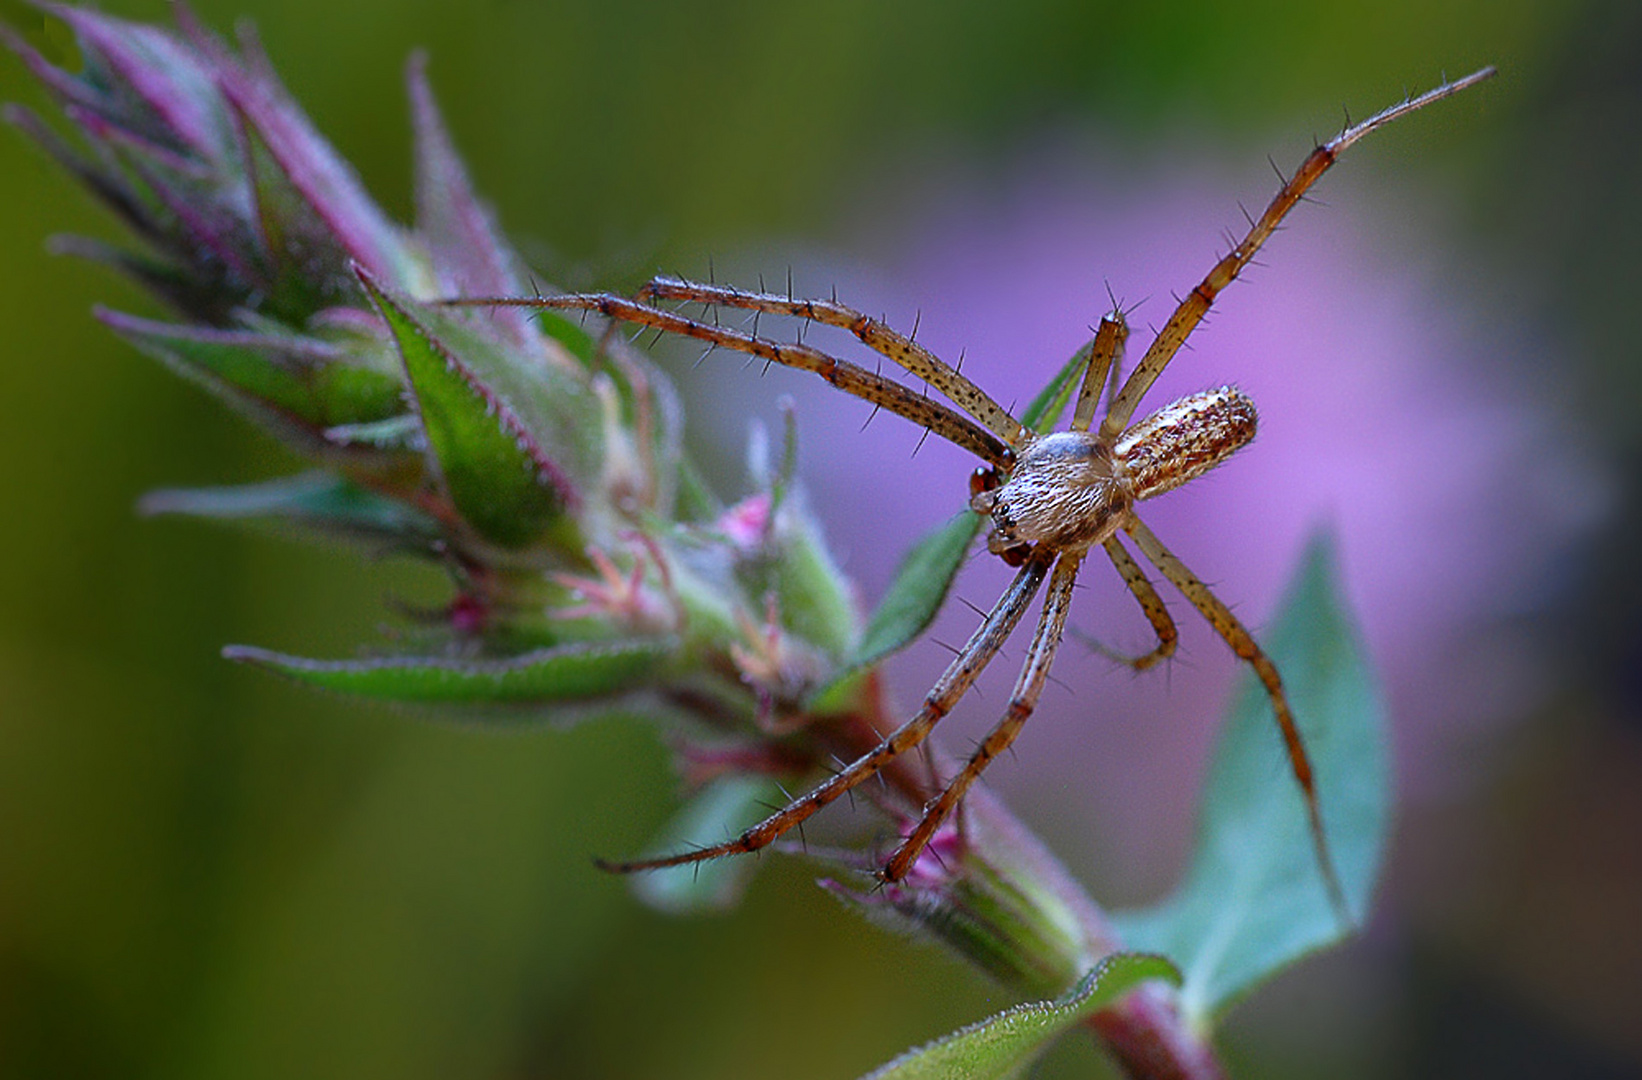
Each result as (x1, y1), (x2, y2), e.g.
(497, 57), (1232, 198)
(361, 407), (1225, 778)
(450, 69), (1493, 921)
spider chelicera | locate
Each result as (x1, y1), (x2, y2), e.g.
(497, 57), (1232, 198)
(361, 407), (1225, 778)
(452, 68), (1493, 922)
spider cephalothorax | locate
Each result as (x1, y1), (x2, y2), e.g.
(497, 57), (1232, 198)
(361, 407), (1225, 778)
(448, 69), (1495, 924)
(977, 431), (1130, 557)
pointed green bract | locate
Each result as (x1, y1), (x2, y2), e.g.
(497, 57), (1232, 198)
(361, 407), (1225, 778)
(358, 269), (577, 549)
(406, 52), (549, 358)
(859, 953), (1179, 1080)
(1113, 529), (1388, 1025)
(728, 413), (856, 664)
(195, 10), (413, 285)
(234, 97), (359, 321)
(768, 502), (858, 662)
(223, 639), (673, 707)
(98, 308), (405, 435)
(139, 472), (441, 546)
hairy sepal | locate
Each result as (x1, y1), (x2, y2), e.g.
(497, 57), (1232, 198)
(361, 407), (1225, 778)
(357, 268), (590, 551)
(223, 639), (675, 711)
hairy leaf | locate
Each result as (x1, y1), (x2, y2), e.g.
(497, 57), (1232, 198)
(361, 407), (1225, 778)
(193, 9), (411, 284)
(234, 95), (359, 320)
(224, 639), (673, 707)
(407, 51), (538, 353)
(859, 953), (1179, 1080)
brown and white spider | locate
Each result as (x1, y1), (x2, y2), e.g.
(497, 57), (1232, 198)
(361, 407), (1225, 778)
(454, 69), (1493, 920)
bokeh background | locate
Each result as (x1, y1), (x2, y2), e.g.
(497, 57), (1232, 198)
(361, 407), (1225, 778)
(1, 1), (1638, 1077)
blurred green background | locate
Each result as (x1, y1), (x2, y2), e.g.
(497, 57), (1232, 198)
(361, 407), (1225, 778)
(2, 1), (1639, 1077)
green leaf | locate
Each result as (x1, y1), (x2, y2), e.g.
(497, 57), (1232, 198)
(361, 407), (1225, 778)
(140, 471), (441, 545)
(224, 638), (673, 708)
(742, 410), (857, 661)
(1113, 529), (1387, 1026)
(864, 511), (981, 666)
(1020, 343), (1089, 433)
(629, 775), (784, 914)
(357, 268), (579, 549)
(770, 506), (858, 662)
(860, 953), (1179, 1080)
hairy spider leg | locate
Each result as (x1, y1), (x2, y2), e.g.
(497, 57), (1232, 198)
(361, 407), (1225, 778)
(445, 292), (1011, 466)
(1101, 67), (1496, 438)
(882, 550), (1083, 881)
(1123, 515), (1350, 921)
(1071, 313), (1129, 433)
(641, 276), (1024, 445)
(1096, 535), (1179, 671)
(593, 550), (1054, 874)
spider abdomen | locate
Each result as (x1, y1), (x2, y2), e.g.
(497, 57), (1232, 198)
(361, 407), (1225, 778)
(1117, 386), (1257, 501)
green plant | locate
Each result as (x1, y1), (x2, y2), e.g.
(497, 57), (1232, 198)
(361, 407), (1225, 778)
(2, 4), (1448, 1075)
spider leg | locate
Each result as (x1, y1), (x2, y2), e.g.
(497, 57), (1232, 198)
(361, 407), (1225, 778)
(1070, 313), (1128, 434)
(641, 276), (1025, 445)
(594, 549), (1054, 874)
(443, 292), (1010, 465)
(881, 551), (1082, 881)
(1100, 67), (1495, 438)
(1123, 514), (1351, 925)
(1093, 535), (1177, 670)
(1105, 326), (1126, 416)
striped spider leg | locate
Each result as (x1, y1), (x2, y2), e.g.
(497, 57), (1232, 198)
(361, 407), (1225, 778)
(447, 68), (1493, 922)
